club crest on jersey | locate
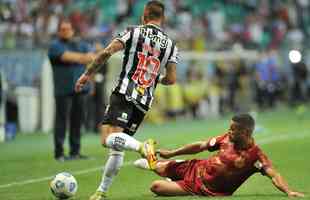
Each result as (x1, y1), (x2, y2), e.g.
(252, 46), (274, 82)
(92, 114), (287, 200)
(234, 156), (245, 168)
(254, 161), (263, 170)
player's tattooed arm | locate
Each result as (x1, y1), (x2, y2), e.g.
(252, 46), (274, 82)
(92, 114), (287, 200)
(264, 167), (304, 197)
(75, 39), (124, 92)
(85, 39), (124, 75)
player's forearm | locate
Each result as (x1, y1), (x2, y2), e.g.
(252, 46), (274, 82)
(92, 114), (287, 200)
(272, 173), (292, 195)
(159, 75), (176, 85)
(85, 49), (112, 75)
(171, 142), (204, 156)
(159, 63), (176, 85)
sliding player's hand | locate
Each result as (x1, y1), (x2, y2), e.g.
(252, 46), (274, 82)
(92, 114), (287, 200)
(157, 149), (174, 159)
(75, 73), (91, 92)
(288, 191), (305, 198)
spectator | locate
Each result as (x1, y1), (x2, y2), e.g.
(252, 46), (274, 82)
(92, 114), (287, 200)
(48, 20), (95, 162)
(291, 61), (308, 105)
(207, 3), (225, 42)
(254, 51), (280, 109)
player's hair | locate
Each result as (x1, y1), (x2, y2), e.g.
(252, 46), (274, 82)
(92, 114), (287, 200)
(144, 0), (165, 21)
(232, 114), (255, 132)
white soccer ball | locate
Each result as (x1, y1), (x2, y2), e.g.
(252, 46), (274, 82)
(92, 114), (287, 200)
(50, 172), (78, 199)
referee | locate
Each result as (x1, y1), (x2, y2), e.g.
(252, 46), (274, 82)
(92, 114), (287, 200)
(48, 20), (95, 161)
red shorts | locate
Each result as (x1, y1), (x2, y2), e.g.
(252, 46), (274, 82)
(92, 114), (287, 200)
(164, 159), (229, 196)
(164, 160), (192, 180)
(164, 159), (203, 195)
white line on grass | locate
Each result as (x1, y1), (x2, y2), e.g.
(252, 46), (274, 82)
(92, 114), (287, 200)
(0, 132), (309, 189)
(257, 132), (309, 145)
(0, 162), (130, 189)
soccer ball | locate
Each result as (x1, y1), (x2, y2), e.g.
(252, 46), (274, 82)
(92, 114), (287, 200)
(50, 172), (78, 199)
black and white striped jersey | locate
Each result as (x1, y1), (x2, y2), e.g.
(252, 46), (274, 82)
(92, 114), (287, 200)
(113, 23), (178, 109)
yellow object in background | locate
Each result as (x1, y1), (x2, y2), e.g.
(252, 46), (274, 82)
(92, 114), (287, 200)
(184, 80), (206, 105)
(166, 83), (185, 111)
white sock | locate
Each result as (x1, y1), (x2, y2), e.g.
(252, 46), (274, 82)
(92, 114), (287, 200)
(133, 158), (150, 170)
(105, 132), (141, 151)
(133, 159), (185, 171)
(97, 149), (124, 193)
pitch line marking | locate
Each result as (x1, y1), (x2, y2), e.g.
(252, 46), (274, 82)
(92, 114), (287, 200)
(0, 162), (131, 189)
(0, 132), (308, 189)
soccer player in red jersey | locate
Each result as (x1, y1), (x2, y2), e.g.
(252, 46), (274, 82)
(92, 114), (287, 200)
(134, 114), (304, 197)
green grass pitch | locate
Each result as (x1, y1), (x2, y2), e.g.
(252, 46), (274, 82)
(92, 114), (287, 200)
(0, 106), (309, 200)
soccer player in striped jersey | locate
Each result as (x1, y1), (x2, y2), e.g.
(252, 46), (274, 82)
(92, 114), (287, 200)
(75, 1), (178, 200)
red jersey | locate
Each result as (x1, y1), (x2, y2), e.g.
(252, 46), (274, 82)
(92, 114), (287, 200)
(165, 134), (272, 196)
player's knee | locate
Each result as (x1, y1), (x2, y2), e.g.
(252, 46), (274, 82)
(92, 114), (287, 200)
(154, 163), (164, 174)
(101, 131), (113, 148)
(100, 125), (111, 147)
(150, 180), (164, 195)
(154, 161), (169, 176)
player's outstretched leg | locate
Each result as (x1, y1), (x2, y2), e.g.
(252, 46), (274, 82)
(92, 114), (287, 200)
(134, 158), (190, 196)
(102, 125), (157, 164)
(104, 130), (158, 169)
(134, 159), (190, 196)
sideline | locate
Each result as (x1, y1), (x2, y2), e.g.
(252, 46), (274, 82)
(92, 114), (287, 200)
(0, 132), (309, 189)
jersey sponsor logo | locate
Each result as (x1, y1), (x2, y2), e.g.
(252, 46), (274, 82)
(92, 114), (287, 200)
(117, 112), (128, 123)
(140, 27), (168, 48)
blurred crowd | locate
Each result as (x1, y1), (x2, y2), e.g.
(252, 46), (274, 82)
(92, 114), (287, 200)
(0, 0), (309, 51)
(0, 0), (310, 127)
(147, 49), (309, 123)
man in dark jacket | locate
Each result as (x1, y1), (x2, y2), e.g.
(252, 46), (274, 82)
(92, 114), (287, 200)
(48, 20), (95, 161)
